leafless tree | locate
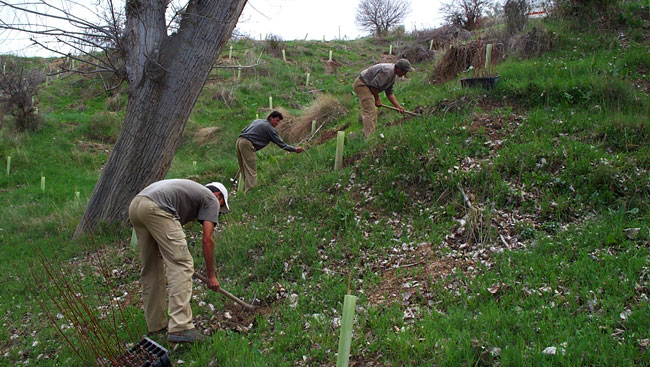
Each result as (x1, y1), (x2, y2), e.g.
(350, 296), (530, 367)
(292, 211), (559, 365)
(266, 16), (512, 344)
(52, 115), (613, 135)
(0, 56), (45, 131)
(355, 0), (411, 37)
(441, 0), (488, 31)
(0, 0), (248, 237)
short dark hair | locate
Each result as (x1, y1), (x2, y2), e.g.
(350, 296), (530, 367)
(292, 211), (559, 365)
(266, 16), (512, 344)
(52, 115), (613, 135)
(206, 185), (219, 193)
(268, 111), (283, 120)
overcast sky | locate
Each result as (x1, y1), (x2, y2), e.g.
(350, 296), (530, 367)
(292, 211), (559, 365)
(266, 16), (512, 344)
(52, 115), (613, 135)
(1, 0), (445, 57)
(237, 0), (444, 41)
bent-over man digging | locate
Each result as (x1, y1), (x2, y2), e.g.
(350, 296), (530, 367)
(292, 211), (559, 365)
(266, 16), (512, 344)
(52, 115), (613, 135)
(353, 58), (414, 137)
(129, 179), (230, 343)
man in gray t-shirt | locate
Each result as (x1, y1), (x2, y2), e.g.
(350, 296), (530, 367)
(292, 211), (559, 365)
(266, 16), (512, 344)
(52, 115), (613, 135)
(236, 110), (304, 193)
(128, 179), (230, 343)
(353, 58), (414, 137)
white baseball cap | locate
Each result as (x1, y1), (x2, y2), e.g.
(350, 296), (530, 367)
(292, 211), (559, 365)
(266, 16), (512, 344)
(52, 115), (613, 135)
(206, 182), (230, 213)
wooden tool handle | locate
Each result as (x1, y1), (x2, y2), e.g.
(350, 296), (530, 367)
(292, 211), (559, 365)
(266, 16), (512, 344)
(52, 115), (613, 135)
(380, 104), (420, 116)
(193, 272), (255, 310)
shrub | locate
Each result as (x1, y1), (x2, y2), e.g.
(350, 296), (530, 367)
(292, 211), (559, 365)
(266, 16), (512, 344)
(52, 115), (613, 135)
(554, 0), (620, 26)
(81, 111), (122, 143)
(0, 56), (45, 132)
(411, 25), (471, 50)
(504, 0), (529, 35)
(263, 34), (285, 58)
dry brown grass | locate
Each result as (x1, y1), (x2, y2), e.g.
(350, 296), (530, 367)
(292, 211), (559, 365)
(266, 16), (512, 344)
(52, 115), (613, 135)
(193, 126), (222, 146)
(275, 94), (347, 144)
(431, 28), (555, 84)
(505, 27), (556, 59)
(432, 39), (506, 84)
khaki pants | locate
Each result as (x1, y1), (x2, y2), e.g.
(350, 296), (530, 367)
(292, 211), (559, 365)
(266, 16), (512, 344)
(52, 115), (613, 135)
(236, 137), (257, 192)
(128, 196), (194, 333)
(353, 78), (377, 137)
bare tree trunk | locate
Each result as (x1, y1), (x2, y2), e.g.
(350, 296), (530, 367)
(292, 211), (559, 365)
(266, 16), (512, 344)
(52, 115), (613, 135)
(74, 0), (247, 237)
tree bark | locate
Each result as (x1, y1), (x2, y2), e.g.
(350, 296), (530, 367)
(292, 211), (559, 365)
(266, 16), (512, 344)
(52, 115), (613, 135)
(74, 0), (247, 237)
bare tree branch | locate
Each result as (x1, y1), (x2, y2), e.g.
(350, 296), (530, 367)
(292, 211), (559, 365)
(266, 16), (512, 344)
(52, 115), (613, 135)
(355, 0), (411, 37)
(441, 0), (488, 31)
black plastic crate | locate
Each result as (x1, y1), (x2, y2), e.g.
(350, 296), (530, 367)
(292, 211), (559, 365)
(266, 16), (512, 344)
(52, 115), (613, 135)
(114, 337), (171, 367)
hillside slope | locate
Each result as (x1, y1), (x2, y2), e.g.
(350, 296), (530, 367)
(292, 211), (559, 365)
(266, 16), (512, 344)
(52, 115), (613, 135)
(1, 5), (649, 366)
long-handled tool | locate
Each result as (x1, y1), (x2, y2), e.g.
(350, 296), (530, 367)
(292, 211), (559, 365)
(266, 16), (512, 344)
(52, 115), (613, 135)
(380, 104), (420, 116)
(193, 272), (255, 310)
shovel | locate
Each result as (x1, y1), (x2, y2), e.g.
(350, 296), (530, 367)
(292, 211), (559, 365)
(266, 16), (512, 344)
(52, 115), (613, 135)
(193, 272), (255, 310)
(379, 104), (420, 116)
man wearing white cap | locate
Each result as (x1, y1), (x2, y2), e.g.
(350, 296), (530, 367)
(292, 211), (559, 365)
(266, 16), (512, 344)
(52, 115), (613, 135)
(128, 179), (230, 343)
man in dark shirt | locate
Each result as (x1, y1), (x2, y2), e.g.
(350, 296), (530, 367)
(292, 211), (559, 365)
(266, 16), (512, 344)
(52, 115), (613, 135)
(353, 58), (414, 137)
(236, 111), (304, 192)
(128, 179), (229, 343)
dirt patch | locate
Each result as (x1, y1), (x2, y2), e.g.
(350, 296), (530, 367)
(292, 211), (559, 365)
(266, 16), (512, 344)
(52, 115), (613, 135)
(633, 78), (650, 93)
(323, 59), (341, 74)
(195, 297), (274, 334)
(378, 54), (398, 63)
(467, 112), (525, 152)
(367, 243), (475, 306)
(312, 123), (350, 146)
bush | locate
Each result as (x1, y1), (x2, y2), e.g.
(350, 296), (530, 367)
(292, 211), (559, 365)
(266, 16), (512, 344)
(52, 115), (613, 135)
(81, 112), (122, 143)
(263, 34), (285, 58)
(0, 56), (45, 132)
(554, 0), (620, 26)
(504, 0), (529, 35)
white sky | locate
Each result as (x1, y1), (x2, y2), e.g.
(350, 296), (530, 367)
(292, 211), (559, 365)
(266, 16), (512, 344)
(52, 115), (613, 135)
(237, 0), (444, 41)
(1, 0), (445, 57)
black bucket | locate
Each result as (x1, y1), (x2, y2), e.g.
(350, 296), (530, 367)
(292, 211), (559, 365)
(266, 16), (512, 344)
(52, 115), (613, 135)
(460, 76), (499, 89)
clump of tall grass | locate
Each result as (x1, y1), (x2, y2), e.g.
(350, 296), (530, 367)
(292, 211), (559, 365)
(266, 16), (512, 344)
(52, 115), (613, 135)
(275, 94), (347, 144)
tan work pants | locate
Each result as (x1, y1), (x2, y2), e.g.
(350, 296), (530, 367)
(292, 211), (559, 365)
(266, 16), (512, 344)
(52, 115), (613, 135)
(236, 137), (257, 192)
(128, 196), (195, 333)
(353, 77), (377, 137)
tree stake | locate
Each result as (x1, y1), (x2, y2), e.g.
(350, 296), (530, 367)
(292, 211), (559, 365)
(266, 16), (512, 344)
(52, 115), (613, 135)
(336, 294), (357, 367)
(334, 131), (345, 171)
(130, 228), (138, 250)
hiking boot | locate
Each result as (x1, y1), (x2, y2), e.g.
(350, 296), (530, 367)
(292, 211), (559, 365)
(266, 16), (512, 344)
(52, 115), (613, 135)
(167, 328), (209, 343)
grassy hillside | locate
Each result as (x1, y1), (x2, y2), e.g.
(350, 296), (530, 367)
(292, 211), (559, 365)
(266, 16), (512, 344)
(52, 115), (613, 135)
(1, 4), (649, 366)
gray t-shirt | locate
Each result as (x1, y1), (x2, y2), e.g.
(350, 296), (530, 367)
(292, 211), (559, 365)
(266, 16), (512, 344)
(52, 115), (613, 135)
(359, 63), (397, 96)
(137, 179), (221, 225)
(239, 119), (296, 152)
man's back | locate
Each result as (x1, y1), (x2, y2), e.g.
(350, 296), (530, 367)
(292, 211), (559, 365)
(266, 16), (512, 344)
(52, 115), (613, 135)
(138, 179), (220, 225)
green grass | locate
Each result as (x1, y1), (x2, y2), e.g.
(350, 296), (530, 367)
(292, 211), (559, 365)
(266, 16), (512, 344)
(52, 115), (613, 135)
(1, 5), (650, 366)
